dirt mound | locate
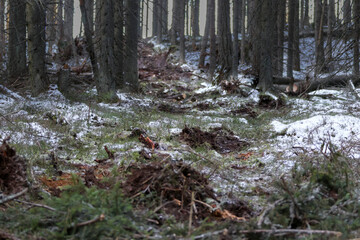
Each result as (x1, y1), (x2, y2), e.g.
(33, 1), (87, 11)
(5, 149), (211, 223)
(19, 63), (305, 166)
(180, 127), (249, 154)
(0, 139), (28, 194)
(123, 161), (219, 220)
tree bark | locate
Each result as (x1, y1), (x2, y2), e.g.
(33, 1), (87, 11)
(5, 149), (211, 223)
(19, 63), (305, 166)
(314, 0), (326, 74)
(170, 0), (180, 45)
(179, 0), (186, 63)
(287, 0), (295, 79)
(232, 0), (240, 77)
(114, 0), (124, 88)
(209, 0), (216, 81)
(153, 0), (159, 37)
(64, 0), (74, 41)
(84, 0), (94, 33)
(240, 0), (246, 64)
(303, 0), (310, 27)
(46, 1), (57, 54)
(56, 0), (64, 41)
(8, 0), (27, 79)
(125, 0), (140, 92)
(198, 0), (210, 68)
(294, 0), (300, 71)
(326, 0), (335, 63)
(258, 0), (274, 91)
(217, 0), (232, 81)
(343, 0), (351, 28)
(27, 0), (48, 96)
(0, 0), (4, 68)
(353, 0), (360, 75)
(191, 0), (200, 49)
(249, 0), (260, 75)
(277, 0), (286, 75)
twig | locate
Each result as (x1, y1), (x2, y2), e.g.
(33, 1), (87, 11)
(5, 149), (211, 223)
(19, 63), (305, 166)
(188, 191), (195, 236)
(194, 199), (214, 211)
(15, 200), (56, 211)
(74, 214), (105, 228)
(348, 80), (360, 100)
(257, 199), (286, 227)
(0, 188), (28, 205)
(237, 229), (342, 237)
(154, 200), (179, 213)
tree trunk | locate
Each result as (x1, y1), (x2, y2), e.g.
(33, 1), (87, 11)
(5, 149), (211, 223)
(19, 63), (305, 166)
(171, 0), (179, 45)
(287, 0), (295, 79)
(0, 0), (4, 68)
(240, 0), (246, 64)
(46, 0), (57, 54)
(179, 0), (186, 63)
(314, 0), (326, 74)
(156, 0), (162, 43)
(162, 0), (168, 35)
(198, 0), (210, 67)
(125, 0), (140, 92)
(232, 0), (240, 77)
(249, 0), (260, 75)
(191, 0), (200, 49)
(64, 0), (74, 41)
(294, 0), (300, 71)
(272, 0), (279, 75)
(84, 0), (94, 33)
(277, 0), (286, 75)
(114, 0), (124, 88)
(57, 0), (64, 41)
(146, 0), (149, 37)
(153, 0), (159, 37)
(217, 0), (232, 81)
(209, 0), (216, 81)
(343, 0), (351, 28)
(326, 0), (335, 63)
(27, 1), (48, 96)
(8, 0), (27, 79)
(303, 0), (309, 27)
(258, 0), (274, 91)
(353, 0), (360, 75)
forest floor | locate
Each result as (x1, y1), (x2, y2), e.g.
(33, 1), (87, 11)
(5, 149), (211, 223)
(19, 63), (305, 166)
(1, 38), (360, 239)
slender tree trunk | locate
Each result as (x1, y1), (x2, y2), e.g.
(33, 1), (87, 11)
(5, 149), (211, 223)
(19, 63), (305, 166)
(171, 0), (179, 44)
(114, 0), (124, 88)
(57, 0), (64, 41)
(303, 0), (309, 27)
(97, 0), (116, 101)
(162, 0), (168, 35)
(64, 0), (74, 41)
(191, 0), (200, 49)
(294, 0), (300, 71)
(217, 0), (232, 80)
(343, 0), (351, 28)
(209, 0), (216, 81)
(326, 0), (335, 63)
(232, 0), (240, 77)
(287, 0), (295, 79)
(27, 1), (48, 96)
(198, 0), (210, 68)
(353, 0), (360, 75)
(272, 0), (279, 75)
(84, 0), (94, 33)
(300, 0), (304, 30)
(125, 0), (140, 92)
(46, 0), (57, 54)
(249, 0), (260, 75)
(156, 0), (162, 42)
(179, 0), (186, 63)
(153, 0), (159, 37)
(8, 0), (27, 79)
(258, 0), (274, 91)
(277, 0), (285, 76)
(240, 0), (246, 64)
(146, 0), (149, 37)
(315, 0), (326, 73)
(0, 0), (4, 67)
(185, 0), (189, 36)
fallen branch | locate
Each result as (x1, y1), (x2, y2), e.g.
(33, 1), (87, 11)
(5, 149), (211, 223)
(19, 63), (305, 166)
(237, 229), (342, 237)
(348, 80), (360, 100)
(15, 200), (56, 211)
(0, 188), (28, 205)
(71, 214), (105, 229)
(257, 199), (286, 227)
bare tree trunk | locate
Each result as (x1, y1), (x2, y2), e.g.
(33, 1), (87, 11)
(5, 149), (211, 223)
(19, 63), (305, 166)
(171, 0), (179, 45)
(8, 0), (27, 79)
(114, 0), (124, 88)
(258, 0), (274, 91)
(217, 0), (232, 80)
(27, 1), (48, 96)
(198, 0), (210, 67)
(156, 0), (162, 42)
(303, 0), (309, 27)
(125, 0), (140, 92)
(46, 0), (57, 54)
(249, 0), (260, 75)
(84, 0), (94, 33)
(353, 0), (360, 75)
(272, 0), (279, 75)
(240, 0), (246, 64)
(0, 0), (4, 68)
(153, 0), (159, 37)
(209, 0), (216, 81)
(294, 0), (300, 71)
(315, 0), (326, 73)
(191, 0), (200, 49)
(287, 0), (295, 79)
(64, 0), (74, 41)
(97, 0), (116, 101)
(326, 0), (335, 63)
(56, 0), (64, 41)
(277, 0), (285, 75)
(162, 0), (168, 35)
(232, 0), (240, 77)
(179, 0), (186, 63)
(146, 0), (149, 37)
(343, 0), (351, 28)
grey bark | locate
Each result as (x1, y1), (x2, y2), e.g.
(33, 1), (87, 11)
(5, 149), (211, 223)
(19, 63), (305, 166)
(46, 0), (57, 54)
(198, 0), (210, 67)
(64, 0), (74, 41)
(162, 0), (168, 35)
(294, 0), (300, 71)
(209, 0), (216, 81)
(287, 0), (295, 79)
(353, 0), (360, 75)
(84, 0), (94, 33)
(249, 0), (260, 75)
(97, 0), (117, 101)
(232, 0), (240, 77)
(217, 0), (232, 80)
(179, 0), (186, 63)
(277, 0), (286, 75)
(303, 0), (309, 27)
(171, 0), (180, 44)
(114, 0), (124, 88)
(153, 0), (159, 37)
(191, 0), (200, 37)
(343, 0), (351, 28)
(258, 0), (274, 91)
(326, 0), (335, 63)
(240, 0), (246, 64)
(26, 0), (48, 96)
(8, 0), (27, 79)
(272, 0), (279, 75)
(315, 0), (326, 73)
(56, 0), (64, 41)
(125, 0), (140, 92)
(0, 0), (4, 67)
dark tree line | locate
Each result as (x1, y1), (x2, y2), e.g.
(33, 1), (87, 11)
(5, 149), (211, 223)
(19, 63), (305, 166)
(0, 0), (360, 98)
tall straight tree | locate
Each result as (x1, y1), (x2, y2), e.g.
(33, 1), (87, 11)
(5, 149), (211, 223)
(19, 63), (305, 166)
(125, 0), (140, 91)
(179, 0), (186, 63)
(240, 0), (246, 64)
(46, 0), (57, 54)
(171, 0), (180, 45)
(343, 0), (351, 28)
(248, 0), (260, 75)
(97, 0), (117, 101)
(326, 0), (335, 63)
(56, 0), (64, 41)
(0, 0), (5, 68)
(277, 0), (286, 75)
(153, 0), (159, 37)
(314, 0), (325, 73)
(294, 0), (300, 71)
(8, 0), (27, 79)
(191, 0), (200, 49)
(303, 0), (309, 27)
(84, 0), (94, 33)
(161, 0), (168, 35)
(198, 0), (211, 67)
(217, 0), (232, 80)
(232, 0), (240, 77)
(287, 0), (295, 79)
(114, 0), (124, 88)
(27, 0), (48, 96)
(209, 0), (216, 80)
(64, 0), (74, 41)
(353, 0), (360, 75)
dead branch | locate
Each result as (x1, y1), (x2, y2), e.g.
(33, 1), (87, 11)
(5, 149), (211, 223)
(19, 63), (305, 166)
(74, 214), (105, 228)
(237, 229), (342, 237)
(348, 80), (360, 100)
(15, 200), (56, 211)
(0, 188), (28, 205)
(257, 199), (286, 227)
